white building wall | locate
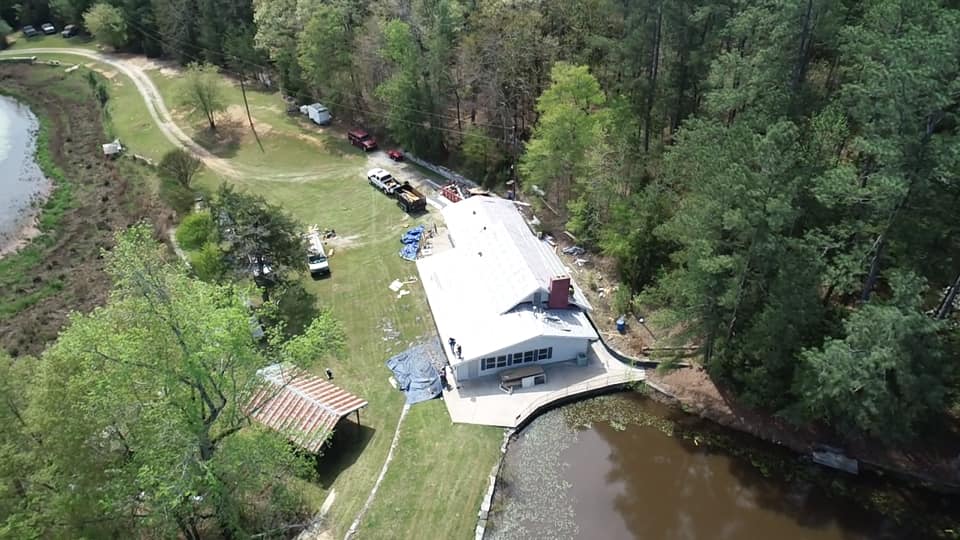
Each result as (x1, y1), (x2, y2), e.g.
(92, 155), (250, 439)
(458, 334), (594, 380)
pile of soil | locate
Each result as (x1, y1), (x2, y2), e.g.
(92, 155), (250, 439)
(0, 64), (173, 357)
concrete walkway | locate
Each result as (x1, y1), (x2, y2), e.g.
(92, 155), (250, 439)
(441, 341), (645, 428)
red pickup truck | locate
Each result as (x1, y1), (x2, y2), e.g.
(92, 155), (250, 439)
(347, 129), (378, 151)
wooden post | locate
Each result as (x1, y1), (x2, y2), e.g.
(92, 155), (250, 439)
(238, 65), (264, 153)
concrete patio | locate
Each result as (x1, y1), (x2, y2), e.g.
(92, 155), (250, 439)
(441, 341), (646, 428)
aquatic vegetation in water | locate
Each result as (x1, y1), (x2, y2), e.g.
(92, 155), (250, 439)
(487, 413), (579, 539)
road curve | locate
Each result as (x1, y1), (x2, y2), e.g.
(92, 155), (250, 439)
(4, 47), (245, 177)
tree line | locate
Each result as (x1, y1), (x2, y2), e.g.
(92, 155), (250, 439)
(5, 0), (959, 443)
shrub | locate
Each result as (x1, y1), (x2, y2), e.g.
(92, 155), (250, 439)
(160, 178), (195, 215)
(189, 241), (225, 282)
(176, 211), (217, 251)
(612, 285), (634, 316)
(83, 3), (128, 49)
(159, 149), (202, 188)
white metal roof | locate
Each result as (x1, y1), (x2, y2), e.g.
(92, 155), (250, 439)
(417, 197), (597, 363)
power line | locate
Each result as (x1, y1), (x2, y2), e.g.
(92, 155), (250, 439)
(124, 13), (514, 134)
(124, 16), (508, 143)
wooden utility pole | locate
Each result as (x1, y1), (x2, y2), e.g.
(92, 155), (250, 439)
(238, 65), (264, 153)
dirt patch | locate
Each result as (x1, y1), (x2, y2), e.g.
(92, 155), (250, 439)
(222, 104), (274, 136)
(83, 62), (120, 83)
(116, 54), (181, 77)
(324, 234), (363, 251)
(0, 64), (173, 357)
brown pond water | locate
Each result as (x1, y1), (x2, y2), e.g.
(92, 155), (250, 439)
(487, 393), (948, 540)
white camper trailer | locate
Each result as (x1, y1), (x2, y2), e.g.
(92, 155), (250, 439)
(299, 103), (332, 126)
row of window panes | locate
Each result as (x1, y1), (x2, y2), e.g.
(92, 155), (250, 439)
(481, 347), (552, 370)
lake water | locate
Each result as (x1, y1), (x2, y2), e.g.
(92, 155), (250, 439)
(0, 95), (49, 253)
(487, 394), (928, 540)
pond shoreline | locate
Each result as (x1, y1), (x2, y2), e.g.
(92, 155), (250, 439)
(0, 93), (52, 261)
(645, 368), (960, 493)
(485, 392), (959, 540)
(0, 212), (44, 260)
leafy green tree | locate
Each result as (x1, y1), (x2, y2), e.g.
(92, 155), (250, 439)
(375, 19), (444, 156)
(252, 0), (306, 95)
(83, 3), (128, 49)
(795, 272), (950, 442)
(460, 125), (502, 185)
(460, 2), (556, 152)
(213, 184), (306, 289)
(0, 19), (12, 49)
(176, 211), (218, 250)
(298, 4), (356, 109)
(519, 62), (607, 210)
(179, 63), (227, 131)
(159, 148), (203, 189)
(190, 241), (226, 282)
(0, 352), (40, 537)
(1, 225), (344, 538)
(151, 0), (198, 62)
(50, 0), (92, 28)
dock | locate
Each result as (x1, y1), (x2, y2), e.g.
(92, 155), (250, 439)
(441, 341), (646, 428)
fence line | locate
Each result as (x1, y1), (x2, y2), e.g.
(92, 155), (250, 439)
(512, 371), (643, 426)
(404, 153), (479, 189)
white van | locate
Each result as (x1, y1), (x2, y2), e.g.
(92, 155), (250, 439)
(305, 228), (330, 276)
(300, 103), (332, 126)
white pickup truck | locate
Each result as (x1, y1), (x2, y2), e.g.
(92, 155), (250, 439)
(305, 228), (330, 276)
(367, 168), (401, 195)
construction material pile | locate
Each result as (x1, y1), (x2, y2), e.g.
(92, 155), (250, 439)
(399, 225), (424, 261)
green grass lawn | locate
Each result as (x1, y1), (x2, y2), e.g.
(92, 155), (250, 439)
(4, 55), (502, 538)
(0, 51), (176, 161)
(114, 60), (504, 539)
(7, 32), (96, 50)
(211, 172), (502, 539)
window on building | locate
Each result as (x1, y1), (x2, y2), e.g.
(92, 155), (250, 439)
(496, 355), (507, 368)
(482, 357), (495, 370)
(538, 348), (552, 360)
(524, 350), (535, 363)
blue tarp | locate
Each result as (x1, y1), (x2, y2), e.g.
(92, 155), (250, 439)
(385, 338), (443, 404)
(399, 225), (425, 261)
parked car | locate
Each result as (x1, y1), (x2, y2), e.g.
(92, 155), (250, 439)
(40, 23), (56, 35)
(387, 149), (404, 161)
(61, 24), (78, 38)
(347, 129), (378, 152)
(22, 25), (40, 38)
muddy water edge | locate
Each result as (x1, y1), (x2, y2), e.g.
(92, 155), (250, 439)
(486, 393), (959, 540)
(0, 94), (50, 254)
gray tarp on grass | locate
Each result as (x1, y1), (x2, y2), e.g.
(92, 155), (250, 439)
(385, 338), (443, 404)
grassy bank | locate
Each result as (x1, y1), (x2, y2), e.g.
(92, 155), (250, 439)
(0, 88), (73, 320)
(0, 64), (169, 356)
